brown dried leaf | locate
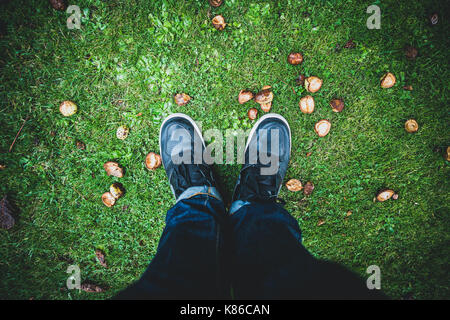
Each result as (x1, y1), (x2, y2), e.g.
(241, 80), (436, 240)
(303, 181), (315, 196)
(76, 140), (86, 150)
(346, 211), (352, 217)
(344, 39), (356, 49)
(317, 219), (325, 226)
(80, 282), (105, 293)
(95, 249), (107, 268)
(0, 196), (15, 230)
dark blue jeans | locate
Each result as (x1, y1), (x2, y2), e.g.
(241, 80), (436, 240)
(115, 194), (383, 299)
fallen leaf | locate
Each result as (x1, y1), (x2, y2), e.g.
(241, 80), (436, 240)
(303, 181), (315, 196)
(346, 211), (352, 217)
(0, 164), (5, 170)
(317, 219), (325, 226)
(80, 282), (105, 293)
(344, 39), (356, 49)
(95, 249), (107, 268)
(403, 85), (413, 91)
(306, 152), (312, 157)
(76, 140), (86, 150)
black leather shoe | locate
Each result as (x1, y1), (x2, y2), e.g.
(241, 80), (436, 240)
(159, 113), (218, 200)
(232, 113), (291, 204)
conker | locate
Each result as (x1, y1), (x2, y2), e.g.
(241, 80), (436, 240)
(330, 99), (344, 112)
(287, 52), (303, 65)
(247, 108), (258, 120)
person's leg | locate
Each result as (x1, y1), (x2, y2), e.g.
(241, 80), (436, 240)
(115, 114), (230, 299)
(229, 113), (384, 299)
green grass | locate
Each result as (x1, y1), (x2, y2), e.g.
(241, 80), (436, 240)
(0, 0), (449, 299)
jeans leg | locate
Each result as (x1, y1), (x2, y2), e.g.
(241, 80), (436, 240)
(229, 201), (383, 299)
(115, 193), (229, 299)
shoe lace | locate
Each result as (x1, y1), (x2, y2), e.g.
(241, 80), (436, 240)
(238, 164), (284, 203)
(169, 163), (213, 192)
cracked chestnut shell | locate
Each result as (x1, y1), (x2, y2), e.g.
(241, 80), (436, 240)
(376, 189), (395, 202)
(314, 120), (331, 137)
(110, 182), (125, 199)
(287, 52), (303, 65)
(174, 93), (191, 106)
(209, 0), (223, 7)
(304, 76), (323, 93)
(116, 125), (129, 140)
(286, 179), (303, 192)
(330, 99), (344, 112)
(212, 15), (226, 30)
(145, 152), (162, 170)
(380, 72), (396, 88)
(405, 119), (418, 133)
(247, 108), (258, 120)
(254, 87), (273, 112)
(103, 161), (124, 178)
(299, 95), (314, 114)
(238, 90), (254, 104)
(102, 192), (116, 207)
(59, 100), (77, 117)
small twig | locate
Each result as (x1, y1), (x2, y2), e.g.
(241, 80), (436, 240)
(279, 78), (296, 95)
(9, 115), (29, 152)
